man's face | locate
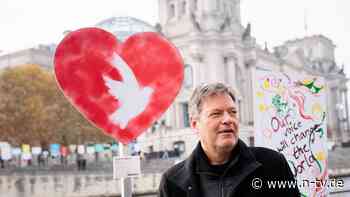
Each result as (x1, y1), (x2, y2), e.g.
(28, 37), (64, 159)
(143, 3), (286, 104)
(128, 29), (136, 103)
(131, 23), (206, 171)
(191, 93), (239, 153)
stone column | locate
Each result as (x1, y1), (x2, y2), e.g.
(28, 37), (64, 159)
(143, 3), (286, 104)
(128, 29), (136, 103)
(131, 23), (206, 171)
(343, 88), (350, 142)
(190, 53), (204, 86)
(247, 65), (255, 126)
(242, 48), (256, 126)
(332, 96), (339, 143)
(335, 88), (342, 143)
(205, 47), (224, 83)
(158, 0), (168, 26)
(225, 56), (236, 88)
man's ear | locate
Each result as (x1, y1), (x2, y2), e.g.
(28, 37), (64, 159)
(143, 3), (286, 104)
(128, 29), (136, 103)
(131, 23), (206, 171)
(190, 116), (197, 130)
(190, 117), (201, 137)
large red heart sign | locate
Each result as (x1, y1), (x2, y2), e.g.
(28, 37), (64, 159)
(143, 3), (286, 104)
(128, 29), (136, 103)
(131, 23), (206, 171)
(54, 28), (184, 144)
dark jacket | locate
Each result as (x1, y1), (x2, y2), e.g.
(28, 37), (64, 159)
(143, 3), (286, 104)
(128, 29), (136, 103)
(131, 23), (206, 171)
(159, 139), (300, 197)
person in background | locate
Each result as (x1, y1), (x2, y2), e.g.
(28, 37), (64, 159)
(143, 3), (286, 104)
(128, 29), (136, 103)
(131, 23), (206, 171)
(0, 156), (4, 168)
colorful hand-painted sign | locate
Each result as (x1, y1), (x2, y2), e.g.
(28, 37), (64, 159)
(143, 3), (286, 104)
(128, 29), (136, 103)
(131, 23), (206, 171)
(0, 142), (12, 160)
(54, 28), (184, 144)
(22, 144), (32, 160)
(86, 145), (95, 154)
(95, 144), (104, 153)
(253, 69), (328, 196)
(22, 144), (31, 154)
(50, 144), (61, 157)
(60, 146), (69, 157)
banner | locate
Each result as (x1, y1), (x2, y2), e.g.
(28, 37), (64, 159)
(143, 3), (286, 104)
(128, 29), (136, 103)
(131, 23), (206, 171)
(86, 145), (95, 154)
(77, 145), (85, 154)
(111, 143), (119, 152)
(11, 147), (21, 156)
(50, 144), (61, 157)
(22, 144), (31, 154)
(32, 146), (42, 155)
(95, 144), (104, 153)
(253, 69), (328, 196)
(69, 145), (77, 153)
(60, 146), (69, 157)
(0, 142), (12, 160)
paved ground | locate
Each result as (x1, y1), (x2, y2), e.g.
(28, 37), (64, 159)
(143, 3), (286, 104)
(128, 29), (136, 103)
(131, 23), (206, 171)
(328, 146), (350, 177)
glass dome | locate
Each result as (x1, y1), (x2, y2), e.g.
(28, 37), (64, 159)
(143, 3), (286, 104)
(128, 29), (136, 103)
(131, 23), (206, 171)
(95, 16), (157, 42)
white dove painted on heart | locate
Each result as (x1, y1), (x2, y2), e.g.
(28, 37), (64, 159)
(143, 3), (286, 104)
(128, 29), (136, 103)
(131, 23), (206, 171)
(102, 53), (154, 129)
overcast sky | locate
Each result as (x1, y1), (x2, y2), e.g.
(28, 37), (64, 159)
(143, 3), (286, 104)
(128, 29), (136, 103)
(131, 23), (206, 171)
(0, 0), (349, 73)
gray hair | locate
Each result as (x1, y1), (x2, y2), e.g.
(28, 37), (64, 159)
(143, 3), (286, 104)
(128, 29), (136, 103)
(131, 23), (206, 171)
(189, 83), (237, 119)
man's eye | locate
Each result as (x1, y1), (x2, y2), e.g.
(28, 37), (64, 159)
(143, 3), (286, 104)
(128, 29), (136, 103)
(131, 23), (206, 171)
(210, 112), (221, 117)
(230, 110), (237, 114)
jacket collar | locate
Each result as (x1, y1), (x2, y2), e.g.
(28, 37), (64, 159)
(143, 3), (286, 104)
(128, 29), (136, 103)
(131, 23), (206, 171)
(195, 140), (240, 176)
(168, 139), (262, 194)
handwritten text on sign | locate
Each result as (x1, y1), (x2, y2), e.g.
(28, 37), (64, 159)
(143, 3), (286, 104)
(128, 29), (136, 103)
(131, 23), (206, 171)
(253, 69), (328, 197)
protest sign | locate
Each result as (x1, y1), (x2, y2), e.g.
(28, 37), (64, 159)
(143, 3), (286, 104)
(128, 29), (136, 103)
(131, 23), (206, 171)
(54, 28), (184, 144)
(253, 69), (328, 196)
(77, 145), (85, 154)
(31, 146), (42, 155)
(0, 142), (12, 160)
(50, 144), (61, 157)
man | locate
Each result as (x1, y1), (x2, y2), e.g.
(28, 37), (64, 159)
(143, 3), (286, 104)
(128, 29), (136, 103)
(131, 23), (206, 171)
(159, 83), (300, 197)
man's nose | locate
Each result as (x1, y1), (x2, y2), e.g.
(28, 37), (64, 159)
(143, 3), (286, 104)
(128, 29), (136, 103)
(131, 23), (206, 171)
(222, 112), (234, 124)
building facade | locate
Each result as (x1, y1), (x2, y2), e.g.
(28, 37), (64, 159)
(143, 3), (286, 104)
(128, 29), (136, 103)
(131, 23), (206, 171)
(0, 44), (55, 70)
(138, 0), (350, 157)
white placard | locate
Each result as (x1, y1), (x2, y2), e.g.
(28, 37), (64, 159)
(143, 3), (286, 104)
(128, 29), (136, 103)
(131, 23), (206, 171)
(11, 147), (21, 156)
(69, 145), (77, 153)
(0, 142), (12, 160)
(77, 145), (85, 154)
(31, 147), (42, 155)
(86, 146), (95, 154)
(113, 156), (141, 179)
